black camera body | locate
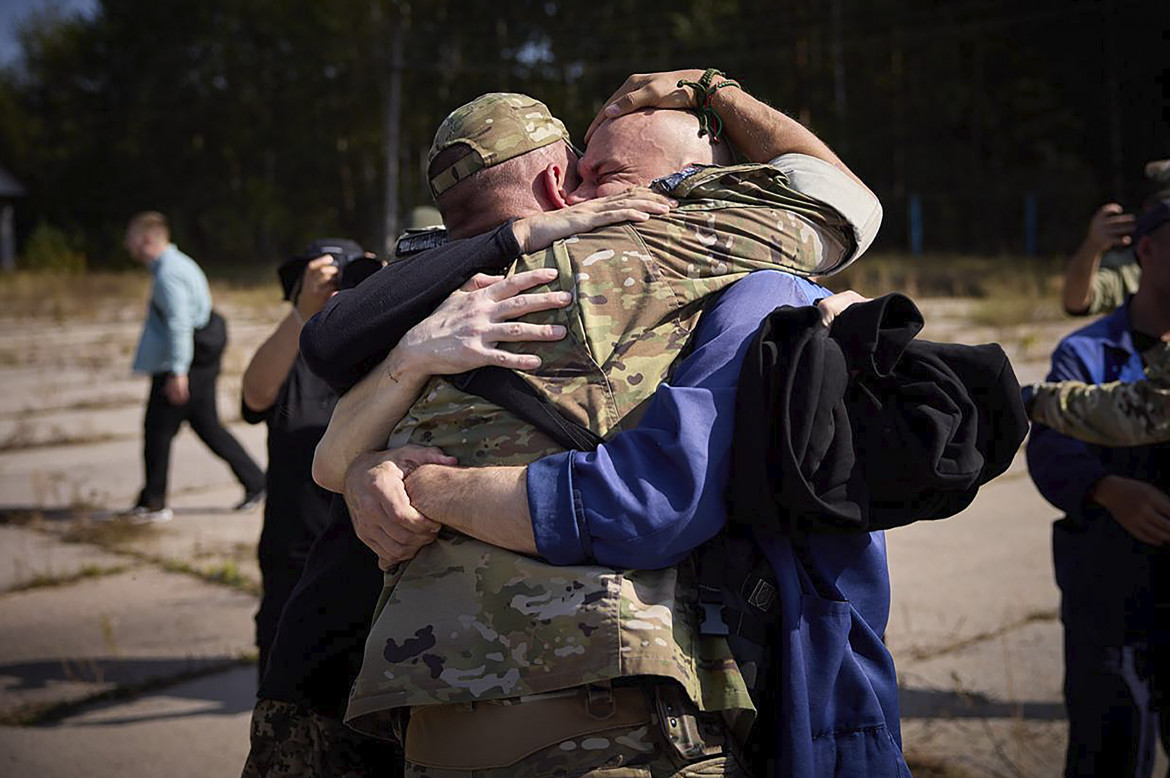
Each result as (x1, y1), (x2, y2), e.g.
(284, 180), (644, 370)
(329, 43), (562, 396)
(277, 238), (381, 301)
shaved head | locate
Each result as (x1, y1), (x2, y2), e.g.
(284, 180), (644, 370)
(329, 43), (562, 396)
(570, 109), (733, 202)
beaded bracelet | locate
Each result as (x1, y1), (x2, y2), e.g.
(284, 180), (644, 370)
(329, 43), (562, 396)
(677, 68), (741, 141)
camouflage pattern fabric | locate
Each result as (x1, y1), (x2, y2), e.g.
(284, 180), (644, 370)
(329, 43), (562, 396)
(1085, 249), (1142, 315)
(241, 698), (401, 778)
(1029, 342), (1170, 446)
(347, 162), (856, 738)
(428, 93), (572, 198)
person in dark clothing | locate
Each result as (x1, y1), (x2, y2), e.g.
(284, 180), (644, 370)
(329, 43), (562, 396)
(125, 211), (264, 522)
(1028, 201), (1170, 777)
(241, 240), (370, 676)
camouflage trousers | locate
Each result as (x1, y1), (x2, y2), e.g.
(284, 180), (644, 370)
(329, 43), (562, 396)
(402, 683), (750, 778)
(241, 698), (402, 778)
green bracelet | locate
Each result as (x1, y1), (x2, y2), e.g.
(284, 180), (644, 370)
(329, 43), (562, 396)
(677, 69), (741, 141)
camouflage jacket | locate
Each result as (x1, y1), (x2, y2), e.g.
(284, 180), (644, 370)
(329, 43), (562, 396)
(1084, 249), (1142, 316)
(346, 160), (873, 739)
(1029, 341), (1169, 446)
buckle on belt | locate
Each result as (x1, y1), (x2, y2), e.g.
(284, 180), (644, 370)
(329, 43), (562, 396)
(584, 682), (615, 720)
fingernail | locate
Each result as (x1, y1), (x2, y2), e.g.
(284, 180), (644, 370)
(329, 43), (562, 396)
(552, 325), (567, 336)
(668, 199), (678, 207)
(605, 104), (620, 116)
(557, 292), (572, 303)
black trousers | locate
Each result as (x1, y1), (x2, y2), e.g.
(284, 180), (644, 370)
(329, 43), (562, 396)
(138, 367), (264, 509)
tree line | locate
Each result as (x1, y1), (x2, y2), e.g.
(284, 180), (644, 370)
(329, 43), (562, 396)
(0, 0), (1163, 269)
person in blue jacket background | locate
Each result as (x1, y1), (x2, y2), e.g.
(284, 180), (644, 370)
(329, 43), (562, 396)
(1027, 201), (1170, 777)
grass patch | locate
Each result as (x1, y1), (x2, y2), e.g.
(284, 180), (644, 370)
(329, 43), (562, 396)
(0, 427), (130, 453)
(0, 269), (283, 323)
(906, 609), (1059, 662)
(57, 517), (261, 596)
(826, 252), (1064, 300)
(965, 296), (1066, 329)
(158, 558), (260, 597)
(59, 519), (159, 548)
(3, 563), (132, 594)
(0, 396), (139, 422)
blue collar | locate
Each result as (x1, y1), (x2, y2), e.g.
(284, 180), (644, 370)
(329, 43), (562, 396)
(1096, 300), (1139, 354)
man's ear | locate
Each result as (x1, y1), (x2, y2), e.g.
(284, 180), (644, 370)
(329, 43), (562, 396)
(537, 164), (571, 210)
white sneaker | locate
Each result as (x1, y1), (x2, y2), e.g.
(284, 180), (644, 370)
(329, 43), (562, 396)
(125, 505), (174, 524)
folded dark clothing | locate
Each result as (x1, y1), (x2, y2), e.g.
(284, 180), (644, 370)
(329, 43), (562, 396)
(730, 293), (1028, 535)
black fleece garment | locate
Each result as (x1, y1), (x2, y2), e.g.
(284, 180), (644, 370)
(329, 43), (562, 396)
(730, 293), (1029, 534)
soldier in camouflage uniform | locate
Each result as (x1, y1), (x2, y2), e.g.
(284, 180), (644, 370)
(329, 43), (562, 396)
(1063, 160), (1169, 316)
(1026, 340), (1169, 446)
(318, 88), (879, 776)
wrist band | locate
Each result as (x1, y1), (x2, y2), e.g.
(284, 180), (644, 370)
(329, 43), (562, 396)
(677, 68), (741, 141)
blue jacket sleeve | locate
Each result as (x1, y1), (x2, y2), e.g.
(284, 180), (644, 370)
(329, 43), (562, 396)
(527, 271), (827, 569)
(1026, 340), (1108, 516)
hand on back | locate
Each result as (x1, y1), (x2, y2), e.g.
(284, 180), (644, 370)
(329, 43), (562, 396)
(395, 268), (572, 376)
(513, 188), (675, 252)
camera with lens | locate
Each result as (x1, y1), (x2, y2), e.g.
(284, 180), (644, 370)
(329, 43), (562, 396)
(277, 238), (382, 302)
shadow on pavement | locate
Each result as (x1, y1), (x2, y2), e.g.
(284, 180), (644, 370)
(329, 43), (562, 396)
(0, 656), (240, 694)
(56, 663), (257, 727)
(899, 687), (1065, 721)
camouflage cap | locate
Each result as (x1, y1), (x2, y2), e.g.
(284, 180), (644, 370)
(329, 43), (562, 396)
(427, 93), (573, 199)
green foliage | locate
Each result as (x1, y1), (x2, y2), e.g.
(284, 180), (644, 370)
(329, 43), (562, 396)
(20, 221), (86, 273)
(0, 0), (1160, 267)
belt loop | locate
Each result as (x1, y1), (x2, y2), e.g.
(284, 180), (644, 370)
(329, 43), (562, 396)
(584, 682), (616, 720)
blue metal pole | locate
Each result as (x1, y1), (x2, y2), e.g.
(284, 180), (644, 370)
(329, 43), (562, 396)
(908, 193), (923, 255)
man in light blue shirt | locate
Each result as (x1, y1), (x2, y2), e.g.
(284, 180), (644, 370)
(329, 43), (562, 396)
(126, 211), (264, 521)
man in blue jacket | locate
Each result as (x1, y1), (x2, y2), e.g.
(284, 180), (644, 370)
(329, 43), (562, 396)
(1027, 200), (1170, 777)
(360, 273), (909, 777)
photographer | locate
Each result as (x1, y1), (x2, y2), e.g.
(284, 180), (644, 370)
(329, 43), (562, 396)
(241, 238), (377, 675)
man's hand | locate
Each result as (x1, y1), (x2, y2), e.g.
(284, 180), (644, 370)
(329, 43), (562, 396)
(296, 255), (341, 320)
(394, 268), (572, 376)
(584, 70), (720, 143)
(816, 290), (869, 328)
(164, 373), (190, 405)
(512, 188), (675, 252)
(1092, 475), (1170, 546)
(343, 446), (456, 568)
(1085, 204), (1136, 253)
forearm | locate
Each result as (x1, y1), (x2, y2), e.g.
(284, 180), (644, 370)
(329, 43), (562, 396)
(1062, 238), (1104, 315)
(406, 464), (536, 555)
(1028, 376), (1170, 447)
(301, 223), (522, 394)
(242, 312), (301, 412)
(312, 348), (430, 492)
(713, 82), (868, 192)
